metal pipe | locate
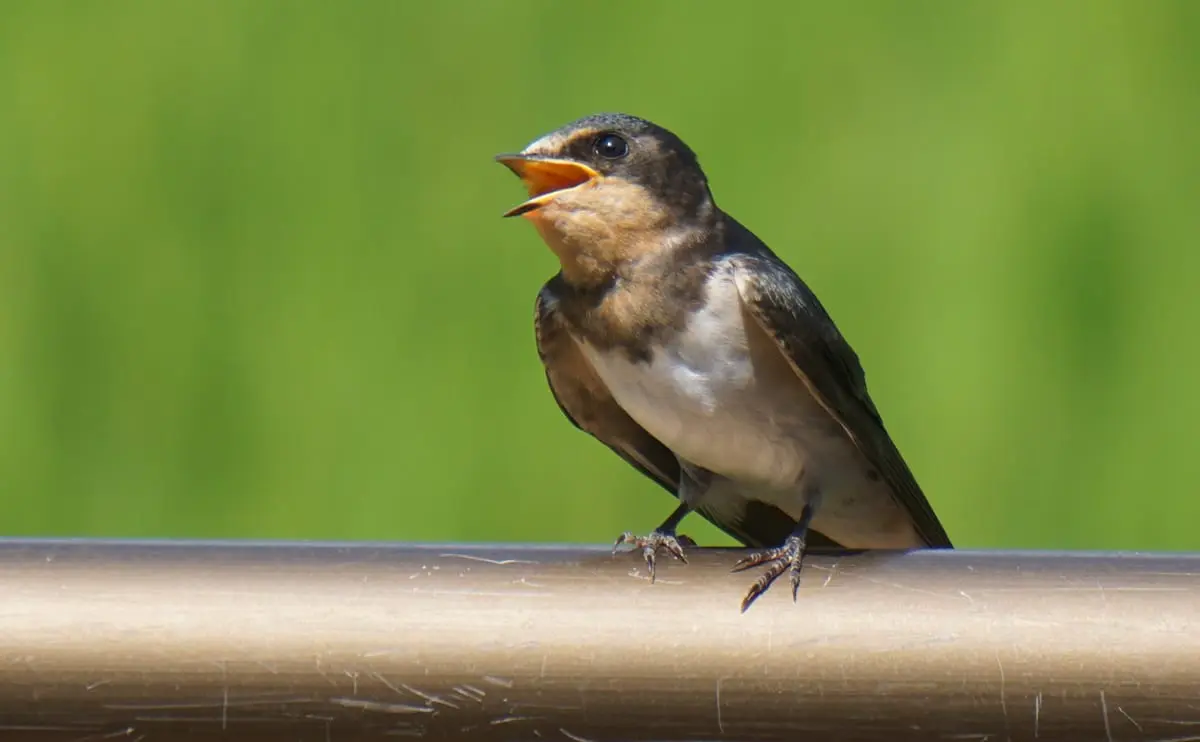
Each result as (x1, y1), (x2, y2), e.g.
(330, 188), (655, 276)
(0, 539), (1197, 741)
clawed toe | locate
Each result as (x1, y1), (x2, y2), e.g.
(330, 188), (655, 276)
(733, 535), (807, 612)
(612, 530), (689, 582)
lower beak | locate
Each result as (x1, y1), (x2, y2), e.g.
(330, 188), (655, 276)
(495, 155), (600, 217)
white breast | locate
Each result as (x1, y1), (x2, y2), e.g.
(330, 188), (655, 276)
(578, 272), (837, 490)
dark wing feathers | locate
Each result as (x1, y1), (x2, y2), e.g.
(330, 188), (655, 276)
(729, 246), (953, 548)
(534, 288), (680, 492)
(535, 284), (840, 550)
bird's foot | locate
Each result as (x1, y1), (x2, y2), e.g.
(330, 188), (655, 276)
(612, 530), (694, 583)
(731, 534), (807, 612)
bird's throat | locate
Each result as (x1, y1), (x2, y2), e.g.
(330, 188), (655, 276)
(527, 211), (634, 289)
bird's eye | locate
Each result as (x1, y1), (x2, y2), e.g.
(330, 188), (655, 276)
(593, 133), (629, 160)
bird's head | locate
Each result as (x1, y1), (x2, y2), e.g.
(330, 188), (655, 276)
(497, 113), (717, 284)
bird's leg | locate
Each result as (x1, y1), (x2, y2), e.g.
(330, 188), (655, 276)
(732, 501), (816, 612)
(613, 464), (711, 583)
(612, 501), (691, 582)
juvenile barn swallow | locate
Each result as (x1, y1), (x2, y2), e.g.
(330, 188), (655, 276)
(497, 113), (952, 611)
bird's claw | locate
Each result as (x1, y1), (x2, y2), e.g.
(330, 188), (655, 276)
(612, 530), (689, 583)
(732, 534), (806, 612)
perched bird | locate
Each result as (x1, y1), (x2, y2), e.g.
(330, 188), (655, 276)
(497, 113), (952, 611)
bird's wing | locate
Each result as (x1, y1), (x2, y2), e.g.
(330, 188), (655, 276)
(535, 282), (841, 549)
(729, 250), (953, 548)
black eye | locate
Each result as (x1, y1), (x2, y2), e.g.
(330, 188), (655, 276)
(593, 133), (628, 159)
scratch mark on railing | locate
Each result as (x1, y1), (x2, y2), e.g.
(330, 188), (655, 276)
(1117, 706), (1142, 732)
(331, 698), (433, 714)
(1034, 691), (1041, 738)
(491, 716), (545, 725)
(400, 682), (459, 709)
(483, 675), (514, 688)
(716, 677), (725, 734)
(994, 651), (1008, 728)
(439, 554), (537, 566)
(1100, 690), (1112, 742)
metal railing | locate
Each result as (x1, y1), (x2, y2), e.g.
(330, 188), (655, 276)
(0, 538), (1197, 741)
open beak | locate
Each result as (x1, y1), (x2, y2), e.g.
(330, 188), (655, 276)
(495, 154), (600, 217)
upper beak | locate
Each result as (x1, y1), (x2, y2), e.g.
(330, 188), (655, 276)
(495, 154), (600, 217)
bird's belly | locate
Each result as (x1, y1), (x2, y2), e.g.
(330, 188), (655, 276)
(577, 337), (921, 547)
(580, 342), (832, 489)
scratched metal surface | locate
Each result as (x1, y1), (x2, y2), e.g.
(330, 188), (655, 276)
(0, 540), (1196, 741)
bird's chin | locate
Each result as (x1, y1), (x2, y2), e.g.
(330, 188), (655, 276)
(522, 205), (589, 257)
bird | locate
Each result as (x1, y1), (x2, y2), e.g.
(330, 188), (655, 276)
(496, 113), (952, 611)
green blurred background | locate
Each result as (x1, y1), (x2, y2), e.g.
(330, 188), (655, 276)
(1, 2), (1197, 550)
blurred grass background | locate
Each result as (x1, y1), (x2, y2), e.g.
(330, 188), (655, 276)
(1, 1), (1197, 550)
